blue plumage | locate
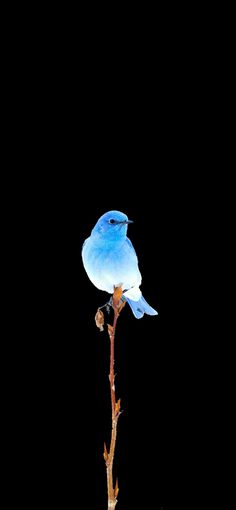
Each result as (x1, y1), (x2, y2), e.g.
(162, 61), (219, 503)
(82, 210), (158, 319)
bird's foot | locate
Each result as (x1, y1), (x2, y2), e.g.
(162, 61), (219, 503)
(99, 300), (112, 314)
(98, 290), (126, 316)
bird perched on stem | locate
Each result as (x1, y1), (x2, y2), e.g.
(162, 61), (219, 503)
(82, 210), (158, 319)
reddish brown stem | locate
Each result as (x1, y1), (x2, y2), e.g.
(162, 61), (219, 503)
(105, 287), (123, 510)
(109, 310), (118, 419)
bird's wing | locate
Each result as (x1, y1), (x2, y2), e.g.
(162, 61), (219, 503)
(82, 238), (88, 251)
(125, 237), (138, 260)
(124, 237), (142, 287)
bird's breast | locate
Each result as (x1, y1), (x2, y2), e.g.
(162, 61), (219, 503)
(82, 237), (141, 293)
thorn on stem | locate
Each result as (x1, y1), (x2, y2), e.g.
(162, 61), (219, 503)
(115, 399), (121, 415)
(114, 478), (119, 498)
(103, 442), (109, 462)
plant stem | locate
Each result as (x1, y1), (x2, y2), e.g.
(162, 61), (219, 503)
(105, 288), (123, 510)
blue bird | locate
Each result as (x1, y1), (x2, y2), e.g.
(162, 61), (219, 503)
(82, 210), (158, 319)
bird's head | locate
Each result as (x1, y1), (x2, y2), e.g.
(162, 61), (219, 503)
(92, 210), (133, 240)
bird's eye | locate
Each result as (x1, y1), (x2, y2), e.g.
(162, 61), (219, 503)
(109, 219), (115, 224)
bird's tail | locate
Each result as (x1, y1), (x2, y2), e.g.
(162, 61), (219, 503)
(125, 295), (158, 319)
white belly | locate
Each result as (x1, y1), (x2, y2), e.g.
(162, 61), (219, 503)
(82, 237), (141, 294)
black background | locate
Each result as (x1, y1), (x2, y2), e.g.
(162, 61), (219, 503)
(9, 92), (194, 509)
(5, 14), (203, 508)
(13, 179), (188, 510)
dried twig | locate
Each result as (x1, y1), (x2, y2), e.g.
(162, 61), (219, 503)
(97, 287), (124, 509)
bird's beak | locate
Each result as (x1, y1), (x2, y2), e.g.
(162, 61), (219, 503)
(122, 219), (133, 224)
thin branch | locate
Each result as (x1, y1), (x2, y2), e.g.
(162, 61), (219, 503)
(104, 287), (124, 510)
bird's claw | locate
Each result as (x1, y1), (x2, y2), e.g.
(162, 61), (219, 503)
(99, 300), (112, 314)
(99, 295), (126, 314)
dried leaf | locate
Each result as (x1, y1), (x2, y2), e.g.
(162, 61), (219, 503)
(115, 398), (121, 415)
(95, 309), (104, 331)
(114, 477), (119, 498)
(107, 323), (113, 336)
